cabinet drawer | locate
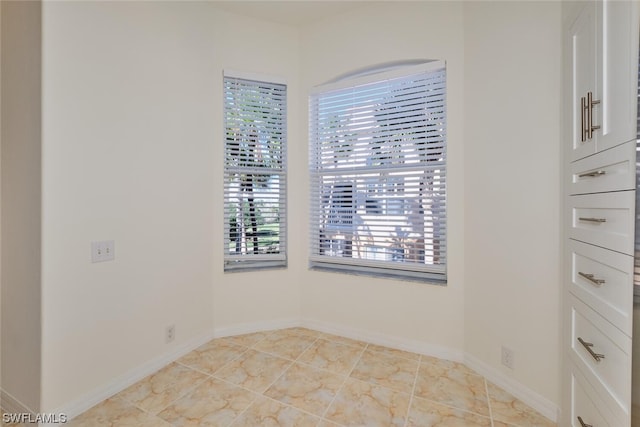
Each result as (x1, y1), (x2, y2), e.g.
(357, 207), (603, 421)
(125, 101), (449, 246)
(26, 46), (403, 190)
(569, 140), (636, 195)
(568, 240), (633, 335)
(570, 363), (624, 427)
(569, 191), (635, 255)
(569, 295), (632, 417)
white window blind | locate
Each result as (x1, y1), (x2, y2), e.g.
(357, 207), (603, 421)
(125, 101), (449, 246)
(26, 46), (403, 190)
(309, 62), (446, 282)
(224, 73), (287, 271)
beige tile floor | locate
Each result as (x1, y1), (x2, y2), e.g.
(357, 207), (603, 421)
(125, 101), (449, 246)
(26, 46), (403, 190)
(4, 328), (557, 427)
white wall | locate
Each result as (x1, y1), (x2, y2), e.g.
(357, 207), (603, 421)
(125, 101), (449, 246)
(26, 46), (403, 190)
(463, 1), (561, 405)
(40, 1), (300, 411)
(298, 1), (466, 356)
(0, 0), (42, 413)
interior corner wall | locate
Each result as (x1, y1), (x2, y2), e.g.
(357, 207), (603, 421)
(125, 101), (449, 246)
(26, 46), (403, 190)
(211, 6), (303, 333)
(463, 1), (562, 405)
(40, 1), (300, 411)
(298, 2), (466, 356)
(0, 0), (43, 413)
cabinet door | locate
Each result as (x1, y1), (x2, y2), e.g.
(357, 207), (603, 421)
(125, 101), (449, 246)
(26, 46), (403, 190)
(568, 2), (597, 162)
(594, 0), (639, 152)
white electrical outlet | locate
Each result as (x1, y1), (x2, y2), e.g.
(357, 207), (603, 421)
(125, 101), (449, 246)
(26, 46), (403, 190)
(165, 325), (175, 344)
(501, 345), (514, 369)
(91, 240), (115, 263)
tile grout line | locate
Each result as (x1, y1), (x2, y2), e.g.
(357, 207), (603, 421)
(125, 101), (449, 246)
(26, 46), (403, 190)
(258, 331), (321, 391)
(319, 342), (370, 422)
(223, 386), (263, 427)
(293, 339), (368, 377)
(175, 345), (249, 379)
(74, 393), (175, 426)
(232, 328), (324, 423)
(206, 330), (301, 426)
(485, 377), (496, 427)
(117, 362), (212, 419)
(402, 354), (422, 427)
(236, 393), (327, 426)
(224, 330), (321, 426)
(156, 334), (268, 426)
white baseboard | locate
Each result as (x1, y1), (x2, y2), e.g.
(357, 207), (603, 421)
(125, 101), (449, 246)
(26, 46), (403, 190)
(47, 328), (217, 425)
(464, 352), (559, 423)
(213, 318), (299, 338)
(1, 389), (35, 416)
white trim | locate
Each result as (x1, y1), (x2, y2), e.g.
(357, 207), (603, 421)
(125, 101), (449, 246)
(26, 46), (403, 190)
(311, 60), (445, 94)
(0, 389), (35, 417)
(223, 69), (287, 86)
(213, 318), (299, 338)
(464, 352), (559, 423)
(323, 58), (440, 85)
(49, 328), (217, 425)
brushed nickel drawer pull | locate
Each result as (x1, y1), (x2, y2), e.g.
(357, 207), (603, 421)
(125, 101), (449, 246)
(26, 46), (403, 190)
(578, 170), (606, 178)
(577, 416), (593, 427)
(578, 217), (606, 223)
(578, 272), (606, 286)
(578, 337), (605, 362)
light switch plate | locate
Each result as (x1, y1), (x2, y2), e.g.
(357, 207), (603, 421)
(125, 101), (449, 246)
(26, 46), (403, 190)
(91, 240), (115, 263)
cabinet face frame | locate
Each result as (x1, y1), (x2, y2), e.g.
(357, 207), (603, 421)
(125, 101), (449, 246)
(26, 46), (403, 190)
(562, 1), (639, 425)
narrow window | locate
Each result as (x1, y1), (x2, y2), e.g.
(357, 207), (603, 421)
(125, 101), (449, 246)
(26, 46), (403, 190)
(224, 72), (287, 271)
(309, 61), (446, 282)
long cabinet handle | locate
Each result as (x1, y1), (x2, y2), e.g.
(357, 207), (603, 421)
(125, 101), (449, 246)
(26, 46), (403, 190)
(578, 217), (606, 223)
(577, 416), (593, 427)
(578, 272), (605, 286)
(577, 337), (605, 362)
(578, 170), (606, 178)
(588, 91), (601, 139)
(586, 92), (592, 140)
(581, 96), (587, 142)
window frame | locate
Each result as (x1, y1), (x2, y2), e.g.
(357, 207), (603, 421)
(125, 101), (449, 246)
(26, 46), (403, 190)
(308, 61), (447, 284)
(223, 70), (288, 272)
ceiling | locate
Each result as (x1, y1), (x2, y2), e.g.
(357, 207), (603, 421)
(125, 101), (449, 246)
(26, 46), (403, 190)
(211, 1), (367, 27)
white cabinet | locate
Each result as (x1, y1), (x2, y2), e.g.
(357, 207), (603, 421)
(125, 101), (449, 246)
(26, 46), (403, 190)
(570, 295), (632, 417)
(568, 239), (634, 335)
(562, 1), (639, 426)
(569, 140), (636, 196)
(570, 363), (625, 427)
(569, 2), (598, 161)
(568, 191), (636, 256)
(567, 1), (638, 162)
